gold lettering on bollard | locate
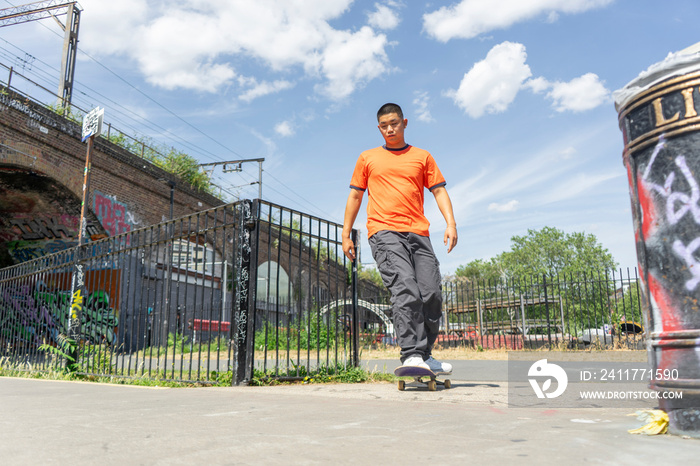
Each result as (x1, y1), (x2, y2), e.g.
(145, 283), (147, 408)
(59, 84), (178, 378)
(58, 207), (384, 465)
(682, 87), (698, 118)
(653, 96), (679, 127)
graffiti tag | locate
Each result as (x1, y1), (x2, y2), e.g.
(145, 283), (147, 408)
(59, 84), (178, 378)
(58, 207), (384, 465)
(10, 217), (73, 240)
(644, 141), (700, 290)
(0, 283), (118, 349)
(94, 191), (133, 237)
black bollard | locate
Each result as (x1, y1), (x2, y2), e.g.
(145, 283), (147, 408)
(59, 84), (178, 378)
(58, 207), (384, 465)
(615, 43), (700, 437)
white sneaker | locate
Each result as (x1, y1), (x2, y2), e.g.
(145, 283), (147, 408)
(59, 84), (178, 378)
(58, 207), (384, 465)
(425, 356), (452, 374)
(403, 355), (429, 370)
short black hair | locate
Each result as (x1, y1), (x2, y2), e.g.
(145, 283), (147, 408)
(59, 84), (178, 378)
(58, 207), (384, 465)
(377, 103), (403, 121)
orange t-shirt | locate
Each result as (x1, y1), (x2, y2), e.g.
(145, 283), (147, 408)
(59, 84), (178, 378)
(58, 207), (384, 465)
(349, 144), (446, 238)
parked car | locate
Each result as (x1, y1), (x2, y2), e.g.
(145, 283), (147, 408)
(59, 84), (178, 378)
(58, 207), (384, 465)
(579, 326), (613, 345)
(579, 321), (645, 346)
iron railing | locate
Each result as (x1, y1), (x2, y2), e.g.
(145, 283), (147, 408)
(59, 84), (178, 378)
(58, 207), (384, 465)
(0, 200), (361, 384)
(251, 202), (359, 379)
(440, 269), (645, 350)
(0, 195), (646, 388)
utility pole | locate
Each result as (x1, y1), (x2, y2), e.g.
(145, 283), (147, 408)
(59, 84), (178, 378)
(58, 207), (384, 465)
(0, 1), (83, 109)
(57, 2), (80, 110)
(199, 158), (265, 200)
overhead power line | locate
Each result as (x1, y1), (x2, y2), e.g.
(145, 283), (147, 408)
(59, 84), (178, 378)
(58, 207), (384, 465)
(0, 8), (333, 218)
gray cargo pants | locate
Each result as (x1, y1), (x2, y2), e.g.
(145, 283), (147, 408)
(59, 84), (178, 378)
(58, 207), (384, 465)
(368, 230), (443, 362)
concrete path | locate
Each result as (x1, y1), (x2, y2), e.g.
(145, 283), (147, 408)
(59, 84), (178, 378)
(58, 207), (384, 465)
(2, 367), (699, 465)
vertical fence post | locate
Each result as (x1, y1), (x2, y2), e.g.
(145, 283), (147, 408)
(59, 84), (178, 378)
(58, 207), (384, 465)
(233, 200), (258, 385)
(350, 229), (360, 368)
(558, 296), (565, 345)
(519, 294), (527, 347)
(543, 274), (552, 348)
(476, 298), (483, 347)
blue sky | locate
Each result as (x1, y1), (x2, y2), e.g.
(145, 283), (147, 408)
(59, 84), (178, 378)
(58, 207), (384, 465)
(2, 0), (700, 274)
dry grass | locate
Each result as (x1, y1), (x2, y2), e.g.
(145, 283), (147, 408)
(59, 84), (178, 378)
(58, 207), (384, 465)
(361, 344), (647, 362)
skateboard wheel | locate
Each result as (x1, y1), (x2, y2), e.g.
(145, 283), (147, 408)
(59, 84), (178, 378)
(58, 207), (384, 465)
(398, 380), (405, 391)
(428, 380), (437, 391)
(444, 379), (451, 389)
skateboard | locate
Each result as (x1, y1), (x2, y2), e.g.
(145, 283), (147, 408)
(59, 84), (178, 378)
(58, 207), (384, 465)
(393, 365), (452, 391)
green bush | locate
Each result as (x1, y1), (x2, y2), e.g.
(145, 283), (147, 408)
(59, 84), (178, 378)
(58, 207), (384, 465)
(254, 314), (344, 351)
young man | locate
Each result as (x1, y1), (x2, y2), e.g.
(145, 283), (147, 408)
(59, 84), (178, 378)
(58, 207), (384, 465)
(342, 103), (458, 373)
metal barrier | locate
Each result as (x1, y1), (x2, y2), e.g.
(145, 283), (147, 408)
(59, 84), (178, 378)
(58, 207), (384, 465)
(0, 200), (360, 384)
(441, 269), (645, 350)
(252, 202), (359, 379)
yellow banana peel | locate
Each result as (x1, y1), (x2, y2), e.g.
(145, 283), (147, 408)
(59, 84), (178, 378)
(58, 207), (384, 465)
(628, 409), (669, 435)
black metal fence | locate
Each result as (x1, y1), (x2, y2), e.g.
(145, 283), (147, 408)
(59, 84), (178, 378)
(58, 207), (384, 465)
(439, 269), (645, 351)
(0, 195), (646, 386)
(249, 202), (359, 379)
(0, 200), (360, 385)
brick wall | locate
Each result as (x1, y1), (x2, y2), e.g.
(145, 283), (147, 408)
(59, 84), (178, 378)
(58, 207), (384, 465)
(0, 89), (223, 230)
(0, 89), (227, 267)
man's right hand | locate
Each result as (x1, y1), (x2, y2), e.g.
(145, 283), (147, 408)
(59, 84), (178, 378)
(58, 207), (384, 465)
(342, 189), (364, 262)
(342, 237), (356, 261)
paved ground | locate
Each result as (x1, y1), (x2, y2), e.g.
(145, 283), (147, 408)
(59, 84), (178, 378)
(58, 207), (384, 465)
(2, 353), (699, 465)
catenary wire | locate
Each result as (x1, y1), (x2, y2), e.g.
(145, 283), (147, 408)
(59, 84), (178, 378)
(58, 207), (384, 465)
(0, 8), (333, 218)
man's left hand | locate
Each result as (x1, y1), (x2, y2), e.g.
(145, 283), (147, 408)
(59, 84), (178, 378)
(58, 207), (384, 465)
(444, 225), (458, 253)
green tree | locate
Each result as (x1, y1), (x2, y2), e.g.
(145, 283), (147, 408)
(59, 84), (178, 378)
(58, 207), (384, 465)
(498, 226), (616, 279)
(611, 281), (643, 327)
(359, 265), (384, 288)
(498, 227), (618, 335)
(455, 258), (503, 283)
(451, 227), (620, 342)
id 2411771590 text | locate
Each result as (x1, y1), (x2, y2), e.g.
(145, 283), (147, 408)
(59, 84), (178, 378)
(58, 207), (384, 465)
(580, 368), (679, 382)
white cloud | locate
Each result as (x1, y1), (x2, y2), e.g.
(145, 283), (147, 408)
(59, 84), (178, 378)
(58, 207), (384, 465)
(547, 73), (611, 112)
(488, 200), (520, 212)
(446, 43), (610, 117)
(445, 41), (531, 118)
(527, 73), (610, 112)
(77, 0), (390, 100)
(559, 146), (577, 159)
(413, 91), (434, 123)
(539, 171), (623, 204)
(368, 2), (402, 30)
(525, 76), (550, 94)
(423, 0), (614, 42)
(79, 0), (148, 55)
(314, 26), (391, 100)
(239, 79), (295, 103)
(275, 121), (295, 137)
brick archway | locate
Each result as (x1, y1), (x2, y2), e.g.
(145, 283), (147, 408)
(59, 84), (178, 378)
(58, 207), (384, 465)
(0, 89), (225, 267)
(0, 167), (105, 267)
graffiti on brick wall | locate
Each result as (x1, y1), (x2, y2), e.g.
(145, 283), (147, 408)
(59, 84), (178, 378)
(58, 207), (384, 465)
(0, 274), (120, 349)
(10, 216), (74, 240)
(6, 239), (78, 262)
(94, 190), (134, 237)
(1, 214), (78, 242)
(1, 213), (79, 263)
(0, 93), (81, 139)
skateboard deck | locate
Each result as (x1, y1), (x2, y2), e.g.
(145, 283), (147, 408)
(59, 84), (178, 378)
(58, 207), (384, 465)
(393, 365), (451, 391)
